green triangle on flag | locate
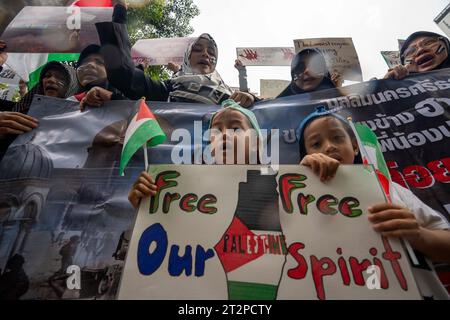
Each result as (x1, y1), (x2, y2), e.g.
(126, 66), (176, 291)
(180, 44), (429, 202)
(119, 99), (167, 176)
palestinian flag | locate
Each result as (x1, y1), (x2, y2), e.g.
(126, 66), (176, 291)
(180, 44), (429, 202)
(350, 122), (392, 201)
(5, 53), (80, 89)
(215, 171), (287, 299)
(119, 99), (166, 176)
(351, 121), (423, 267)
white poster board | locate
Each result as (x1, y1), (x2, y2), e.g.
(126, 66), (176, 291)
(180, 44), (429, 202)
(131, 37), (196, 67)
(118, 165), (421, 300)
(434, 3), (450, 38)
(260, 79), (290, 99)
(236, 47), (295, 66)
(293, 38), (363, 82)
(276, 165), (420, 300)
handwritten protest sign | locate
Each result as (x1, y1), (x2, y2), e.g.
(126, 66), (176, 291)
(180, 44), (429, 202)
(118, 165), (239, 299)
(0, 6), (112, 53)
(118, 165), (420, 300)
(434, 3), (450, 38)
(381, 51), (401, 69)
(131, 37), (196, 67)
(236, 47), (295, 66)
(277, 165), (420, 300)
(293, 37), (363, 81)
(260, 79), (290, 99)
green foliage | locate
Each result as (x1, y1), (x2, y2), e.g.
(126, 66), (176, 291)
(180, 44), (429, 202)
(127, 0), (165, 46)
(152, 0), (200, 38)
(145, 65), (171, 81)
(127, 0), (200, 80)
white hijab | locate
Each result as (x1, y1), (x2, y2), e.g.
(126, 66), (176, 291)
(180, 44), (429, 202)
(169, 33), (232, 104)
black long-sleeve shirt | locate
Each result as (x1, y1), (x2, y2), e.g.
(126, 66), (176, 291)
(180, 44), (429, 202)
(95, 5), (172, 101)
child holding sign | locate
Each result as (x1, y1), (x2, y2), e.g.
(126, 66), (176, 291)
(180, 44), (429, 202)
(128, 99), (285, 300)
(296, 107), (450, 298)
(128, 99), (263, 208)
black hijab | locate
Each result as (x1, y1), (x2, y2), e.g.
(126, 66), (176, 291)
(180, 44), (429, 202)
(277, 48), (336, 98)
(75, 44), (125, 99)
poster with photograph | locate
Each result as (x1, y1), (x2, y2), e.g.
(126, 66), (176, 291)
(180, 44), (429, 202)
(0, 6), (112, 53)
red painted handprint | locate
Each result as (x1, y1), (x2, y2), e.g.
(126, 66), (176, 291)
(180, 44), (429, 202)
(239, 49), (258, 61)
(282, 48), (294, 60)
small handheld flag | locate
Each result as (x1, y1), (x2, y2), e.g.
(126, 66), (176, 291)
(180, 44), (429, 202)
(119, 99), (166, 176)
(349, 120), (419, 266)
(349, 121), (391, 201)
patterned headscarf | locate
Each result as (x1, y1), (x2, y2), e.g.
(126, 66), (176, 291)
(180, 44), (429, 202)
(14, 61), (78, 113)
(169, 33), (232, 104)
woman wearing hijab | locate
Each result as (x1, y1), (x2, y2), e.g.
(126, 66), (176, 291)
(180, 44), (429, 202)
(95, 2), (255, 107)
(384, 31), (450, 80)
(277, 48), (340, 98)
(12, 61), (78, 115)
(1, 61), (78, 160)
(68, 44), (127, 110)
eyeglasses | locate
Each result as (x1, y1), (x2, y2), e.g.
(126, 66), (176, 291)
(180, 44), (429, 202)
(403, 37), (446, 63)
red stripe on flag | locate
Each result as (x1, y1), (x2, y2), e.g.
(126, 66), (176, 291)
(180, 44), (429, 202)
(437, 271), (450, 294)
(71, 0), (113, 7)
(376, 169), (391, 202)
(136, 100), (156, 121)
(74, 92), (86, 102)
(214, 217), (264, 273)
(364, 156), (391, 202)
